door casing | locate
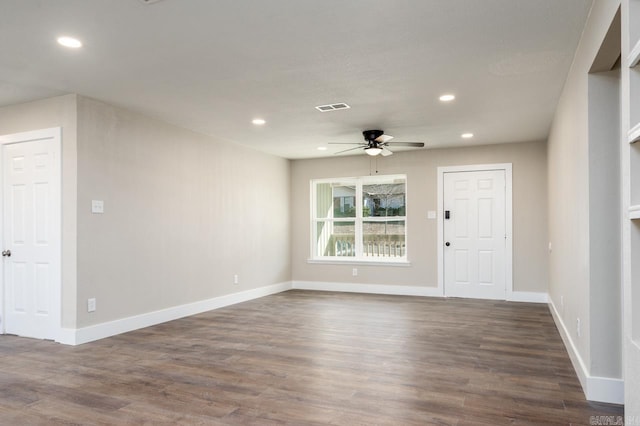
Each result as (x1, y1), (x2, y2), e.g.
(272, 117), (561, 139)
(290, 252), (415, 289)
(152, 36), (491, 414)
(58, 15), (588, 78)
(437, 163), (513, 299)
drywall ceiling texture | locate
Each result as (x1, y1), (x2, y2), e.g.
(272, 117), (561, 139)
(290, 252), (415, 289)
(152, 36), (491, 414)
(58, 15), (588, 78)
(547, 0), (622, 397)
(0, 0), (592, 158)
(290, 141), (548, 294)
(0, 95), (79, 329)
(75, 96), (291, 327)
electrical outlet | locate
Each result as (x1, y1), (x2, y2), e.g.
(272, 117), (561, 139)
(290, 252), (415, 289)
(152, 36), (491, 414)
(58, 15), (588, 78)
(560, 296), (564, 308)
(548, 242), (552, 253)
(352, 268), (358, 276)
(87, 298), (96, 313)
(233, 274), (239, 285)
(576, 318), (581, 338)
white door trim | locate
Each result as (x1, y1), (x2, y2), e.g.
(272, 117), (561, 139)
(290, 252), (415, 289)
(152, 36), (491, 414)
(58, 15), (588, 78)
(0, 127), (62, 339)
(437, 163), (513, 299)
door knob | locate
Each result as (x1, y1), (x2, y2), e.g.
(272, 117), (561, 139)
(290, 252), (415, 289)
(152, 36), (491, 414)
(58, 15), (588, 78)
(2, 250), (11, 257)
(445, 242), (450, 247)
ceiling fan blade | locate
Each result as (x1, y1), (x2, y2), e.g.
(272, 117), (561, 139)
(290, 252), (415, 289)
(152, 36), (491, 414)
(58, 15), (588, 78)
(328, 142), (366, 145)
(381, 147), (394, 156)
(375, 134), (394, 143)
(334, 146), (365, 155)
(385, 142), (425, 147)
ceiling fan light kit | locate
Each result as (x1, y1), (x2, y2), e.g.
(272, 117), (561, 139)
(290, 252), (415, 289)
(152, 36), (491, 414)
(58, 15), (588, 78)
(365, 146), (383, 156)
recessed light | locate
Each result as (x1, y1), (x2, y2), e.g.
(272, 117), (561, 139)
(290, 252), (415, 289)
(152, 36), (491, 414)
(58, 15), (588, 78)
(252, 118), (266, 125)
(57, 36), (82, 48)
(461, 133), (474, 139)
(439, 94), (455, 102)
(317, 147), (327, 151)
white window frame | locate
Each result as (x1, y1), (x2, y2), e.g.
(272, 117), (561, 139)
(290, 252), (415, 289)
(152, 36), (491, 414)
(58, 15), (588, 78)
(309, 174), (409, 265)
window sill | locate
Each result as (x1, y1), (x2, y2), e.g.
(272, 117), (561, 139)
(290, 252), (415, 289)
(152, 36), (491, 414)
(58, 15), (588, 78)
(307, 258), (411, 267)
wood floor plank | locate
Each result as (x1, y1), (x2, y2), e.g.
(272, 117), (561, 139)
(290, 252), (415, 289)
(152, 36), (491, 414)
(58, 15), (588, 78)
(0, 290), (624, 425)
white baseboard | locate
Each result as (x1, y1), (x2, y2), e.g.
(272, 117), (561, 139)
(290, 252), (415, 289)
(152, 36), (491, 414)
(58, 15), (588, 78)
(548, 298), (624, 404)
(64, 281), (292, 345)
(56, 327), (77, 345)
(292, 281), (443, 297)
(508, 291), (548, 303)
(292, 281), (549, 304)
(54, 282), (548, 345)
(586, 376), (625, 405)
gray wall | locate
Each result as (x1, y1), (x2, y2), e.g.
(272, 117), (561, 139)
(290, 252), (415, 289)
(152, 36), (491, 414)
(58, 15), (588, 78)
(291, 141), (548, 293)
(0, 94), (291, 329)
(547, 0), (622, 382)
(75, 96), (291, 327)
(0, 95), (79, 328)
(588, 69), (621, 378)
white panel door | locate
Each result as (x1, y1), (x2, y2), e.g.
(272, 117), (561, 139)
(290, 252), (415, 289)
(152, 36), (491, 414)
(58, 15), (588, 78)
(443, 170), (506, 300)
(1, 129), (61, 340)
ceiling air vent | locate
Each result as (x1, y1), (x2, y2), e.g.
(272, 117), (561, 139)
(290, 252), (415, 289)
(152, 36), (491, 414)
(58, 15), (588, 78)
(139, 0), (164, 4)
(315, 103), (351, 112)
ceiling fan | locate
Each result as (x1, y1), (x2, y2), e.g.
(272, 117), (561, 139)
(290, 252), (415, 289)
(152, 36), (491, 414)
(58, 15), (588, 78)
(330, 130), (425, 156)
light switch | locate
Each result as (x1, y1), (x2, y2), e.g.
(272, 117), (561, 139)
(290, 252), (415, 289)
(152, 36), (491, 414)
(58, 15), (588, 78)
(427, 210), (436, 219)
(91, 200), (104, 214)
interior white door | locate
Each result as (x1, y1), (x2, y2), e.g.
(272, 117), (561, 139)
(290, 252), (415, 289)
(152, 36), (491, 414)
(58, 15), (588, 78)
(443, 170), (506, 300)
(2, 129), (61, 340)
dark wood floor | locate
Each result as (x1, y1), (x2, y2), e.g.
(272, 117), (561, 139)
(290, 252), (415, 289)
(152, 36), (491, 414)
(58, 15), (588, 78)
(0, 290), (623, 425)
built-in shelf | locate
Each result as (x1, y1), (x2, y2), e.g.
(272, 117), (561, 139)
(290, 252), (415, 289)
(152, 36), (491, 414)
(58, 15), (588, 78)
(629, 122), (640, 143)
(631, 205), (640, 220)
(630, 38), (640, 67)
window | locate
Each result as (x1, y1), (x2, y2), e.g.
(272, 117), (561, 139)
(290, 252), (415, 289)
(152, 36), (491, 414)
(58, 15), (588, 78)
(311, 174), (407, 262)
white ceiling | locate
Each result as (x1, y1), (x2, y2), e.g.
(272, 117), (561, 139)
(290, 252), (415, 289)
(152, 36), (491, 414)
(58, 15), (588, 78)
(0, 0), (592, 159)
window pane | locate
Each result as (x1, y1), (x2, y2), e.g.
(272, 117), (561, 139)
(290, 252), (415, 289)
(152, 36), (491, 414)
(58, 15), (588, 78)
(315, 183), (333, 218)
(316, 182), (356, 218)
(315, 221), (356, 257)
(363, 220), (405, 257)
(363, 181), (406, 217)
(332, 185), (356, 218)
